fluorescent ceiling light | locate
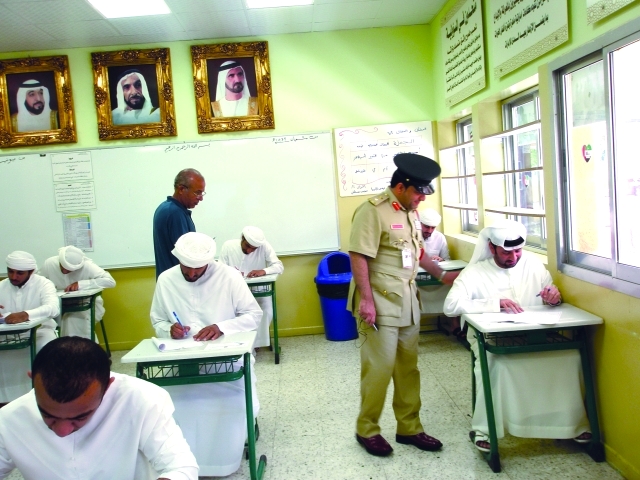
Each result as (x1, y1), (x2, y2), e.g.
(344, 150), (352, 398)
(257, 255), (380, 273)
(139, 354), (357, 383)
(246, 0), (314, 8)
(87, 0), (171, 19)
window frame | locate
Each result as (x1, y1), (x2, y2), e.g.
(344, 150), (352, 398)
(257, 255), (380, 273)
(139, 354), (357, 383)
(500, 89), (547, 249)
(548, 16), (640, 299)
(456, 116), (480, 234)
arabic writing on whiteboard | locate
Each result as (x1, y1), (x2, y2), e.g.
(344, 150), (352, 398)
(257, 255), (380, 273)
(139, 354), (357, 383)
(333, 121), (434, 197)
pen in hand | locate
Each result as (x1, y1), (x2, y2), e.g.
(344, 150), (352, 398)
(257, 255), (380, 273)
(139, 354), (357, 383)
(172, 311), (188, 338)
(536, 287), (550, 297)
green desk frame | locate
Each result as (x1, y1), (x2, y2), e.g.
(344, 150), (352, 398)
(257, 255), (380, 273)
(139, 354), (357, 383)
(469, 325), (605, 472)
(249, 280), (280, 364)
(60, 291), (110, 357)
(134, 351), (266, 480)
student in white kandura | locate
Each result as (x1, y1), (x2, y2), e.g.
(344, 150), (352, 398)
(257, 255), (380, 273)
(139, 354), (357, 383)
(150, 232), (261, 477)
(0, 251), (59, 407)
(39, 246), (116, 340)
(0, 337), (198, 479)
(443, 219), (592, 453)
(218, 226), (284, 348)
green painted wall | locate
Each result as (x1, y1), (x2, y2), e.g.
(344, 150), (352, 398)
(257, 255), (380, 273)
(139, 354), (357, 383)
(427, 1), (640, 478)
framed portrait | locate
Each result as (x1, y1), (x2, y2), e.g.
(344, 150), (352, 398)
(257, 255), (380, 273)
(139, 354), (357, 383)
(0, 55), (76, 149)
(91, 48), (176, 141)
(191, 41), (275, 134)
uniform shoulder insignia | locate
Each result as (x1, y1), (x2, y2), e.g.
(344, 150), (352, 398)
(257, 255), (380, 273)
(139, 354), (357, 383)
(368, 193), (389, 206)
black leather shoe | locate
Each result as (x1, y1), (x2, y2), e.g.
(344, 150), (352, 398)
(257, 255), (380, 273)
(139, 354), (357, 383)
(396, 432), (443, 451)
(356, 433), (393, 456)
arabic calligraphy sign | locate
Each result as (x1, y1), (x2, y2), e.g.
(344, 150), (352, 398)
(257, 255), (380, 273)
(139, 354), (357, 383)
(491, 0), (568, 78)
(586, 0), (638, 24)
(442, 0), (487, 107)
(333, 121), (434, 197)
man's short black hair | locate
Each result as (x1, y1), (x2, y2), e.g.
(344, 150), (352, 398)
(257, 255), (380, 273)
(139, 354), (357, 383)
(31, 337), (111, 403)
(390, 169), (405, 188)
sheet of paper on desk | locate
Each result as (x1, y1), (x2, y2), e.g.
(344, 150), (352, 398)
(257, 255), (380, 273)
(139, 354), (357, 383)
(483, 311), (563, 325)
(204, 341), (248, 351)
(151, 337), (206, 352)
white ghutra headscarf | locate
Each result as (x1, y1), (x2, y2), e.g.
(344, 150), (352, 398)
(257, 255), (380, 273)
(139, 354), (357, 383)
(469, 219), (527, 265)
(15, 79), (53, 132)
(215, 61), (250, 117)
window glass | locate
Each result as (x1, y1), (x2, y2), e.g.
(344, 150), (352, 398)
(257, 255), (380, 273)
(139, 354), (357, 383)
(611, 39), (640, 268)
(563, 60), (611, 259)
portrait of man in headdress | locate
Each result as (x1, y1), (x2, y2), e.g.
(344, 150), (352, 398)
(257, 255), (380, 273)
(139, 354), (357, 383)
(108, 64), (161, 126)
(207, 58), (259, 118)
(8, 73), (59, 133)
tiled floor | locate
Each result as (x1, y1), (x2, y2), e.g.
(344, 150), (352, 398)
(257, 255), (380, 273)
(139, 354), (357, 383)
(7, 332), (625, 480)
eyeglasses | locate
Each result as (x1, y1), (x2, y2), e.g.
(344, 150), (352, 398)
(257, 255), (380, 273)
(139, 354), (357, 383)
(180, 184), (206, 198)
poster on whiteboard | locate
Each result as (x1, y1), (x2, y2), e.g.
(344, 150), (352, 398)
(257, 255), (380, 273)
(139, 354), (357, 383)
(333, 121), (434, 197)
(491, 0), (568, 78)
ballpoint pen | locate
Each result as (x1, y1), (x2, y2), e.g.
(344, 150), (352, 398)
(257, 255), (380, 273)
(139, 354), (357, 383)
(172, 311), (188, 338)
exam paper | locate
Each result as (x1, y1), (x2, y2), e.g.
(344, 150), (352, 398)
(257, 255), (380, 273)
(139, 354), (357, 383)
(204, 341), (247, 351)
(151, 337), (205, 352)
(483, 311), (563, 325)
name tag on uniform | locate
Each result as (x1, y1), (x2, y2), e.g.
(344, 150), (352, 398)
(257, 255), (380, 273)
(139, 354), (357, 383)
(414, 219), (422, 231)
(391, 224), (404, 230)
(402, 248), (412, 268)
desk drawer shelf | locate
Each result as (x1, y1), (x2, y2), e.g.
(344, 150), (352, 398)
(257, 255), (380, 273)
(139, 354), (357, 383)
(484, 328), (584, 355)
(0, 331), (30, 350)
(137, 355), (244, 387)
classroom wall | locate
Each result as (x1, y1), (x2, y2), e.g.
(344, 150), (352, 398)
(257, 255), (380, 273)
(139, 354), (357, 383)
(0, 25), (435, 347)
(426, 1), (640, 478)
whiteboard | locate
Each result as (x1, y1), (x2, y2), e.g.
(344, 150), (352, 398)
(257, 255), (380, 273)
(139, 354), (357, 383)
(0, 132), (339, 274)
(333, 120), (434, 197)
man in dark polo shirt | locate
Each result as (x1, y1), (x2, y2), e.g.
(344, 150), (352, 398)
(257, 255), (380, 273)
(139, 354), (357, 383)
(153, 168), (206, 279)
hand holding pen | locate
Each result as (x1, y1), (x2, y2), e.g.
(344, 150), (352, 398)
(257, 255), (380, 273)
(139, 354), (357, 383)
(536, 286), (562, 306)
(171, 311), (190, 339)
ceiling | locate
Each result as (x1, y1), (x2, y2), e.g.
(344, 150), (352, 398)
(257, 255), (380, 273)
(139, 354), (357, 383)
(0, 0), (447, 54)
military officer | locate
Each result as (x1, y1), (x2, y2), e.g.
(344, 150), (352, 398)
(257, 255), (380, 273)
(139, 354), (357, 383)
(348, 153), (459, 457)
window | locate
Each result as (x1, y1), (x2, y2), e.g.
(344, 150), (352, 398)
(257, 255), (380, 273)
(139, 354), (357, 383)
(456, 118), (479, 233)
(552, 21), (640, 296)
(439, 116), (479, 235)
(501, 91), (546, 248)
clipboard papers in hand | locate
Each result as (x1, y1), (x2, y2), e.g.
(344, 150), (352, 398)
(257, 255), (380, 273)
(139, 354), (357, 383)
(151, 337), (205, 352)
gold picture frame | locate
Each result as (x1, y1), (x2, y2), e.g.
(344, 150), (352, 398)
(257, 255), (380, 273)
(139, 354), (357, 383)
(91, 48), (176, 141)
(0, 55), (76, 149)
(191, 41), (275, 133)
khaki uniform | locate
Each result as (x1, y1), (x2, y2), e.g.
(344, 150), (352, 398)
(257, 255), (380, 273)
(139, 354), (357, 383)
(348, 187), (425, 438)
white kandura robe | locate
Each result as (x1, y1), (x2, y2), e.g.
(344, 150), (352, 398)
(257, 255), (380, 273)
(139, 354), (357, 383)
(151, 261), (262, 477)
(218, 239), (284, 348)
(443, 253), (590, 439)
(420, 230), (452, 314)
(0, 275), (59, 403)
(0, 372), (198, 480)
(38, 256), (116, 339)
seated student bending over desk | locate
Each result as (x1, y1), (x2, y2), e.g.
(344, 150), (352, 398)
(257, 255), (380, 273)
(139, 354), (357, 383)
(443, 220), (591, 453)
(0, 337), (198, 480)
(0, 251), (58, 407)
(219, 225), (284, 348)
(39, 246), (116, 340)
(151, 232), (262, 477)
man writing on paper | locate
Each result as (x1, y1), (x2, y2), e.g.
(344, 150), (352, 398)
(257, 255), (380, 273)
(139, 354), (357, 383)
(219, 226), (284, 348)
(153, 168), (206, 279)
(39, 246), (116, 340)
(11, 79), (59, 132)
(210, 61), (258, 118)
(348, 153), (459, 457)
(418, 209), (462, 336)
(419, 209), (450, 262)
(111, 70), (160, 125)
(443, 220), (591, 453)
(0, 251), (58, 407)
(150, 232), (262, 476)
(0, 337), (198, 479)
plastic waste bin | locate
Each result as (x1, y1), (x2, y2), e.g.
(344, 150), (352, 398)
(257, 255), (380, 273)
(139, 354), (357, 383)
(314, 252), (358, 341)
